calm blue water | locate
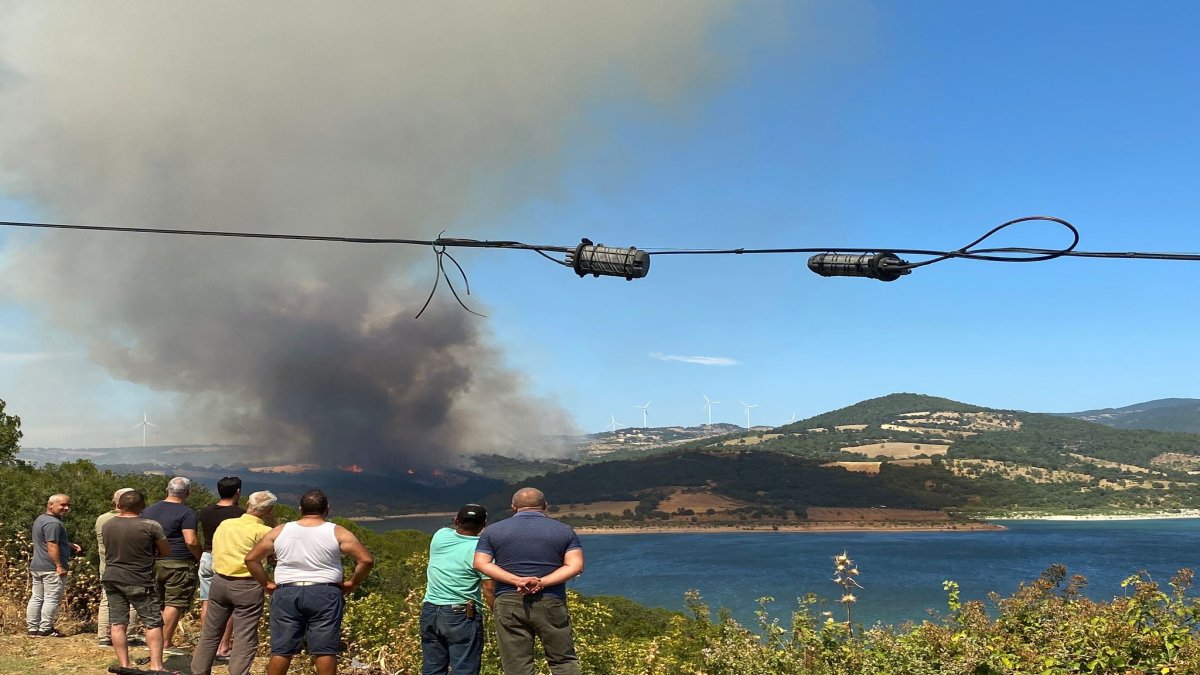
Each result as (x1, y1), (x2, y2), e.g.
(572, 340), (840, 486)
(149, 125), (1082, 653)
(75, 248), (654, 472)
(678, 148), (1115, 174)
(572, 520), (1200, 628)
(365, 518), (1200, 629)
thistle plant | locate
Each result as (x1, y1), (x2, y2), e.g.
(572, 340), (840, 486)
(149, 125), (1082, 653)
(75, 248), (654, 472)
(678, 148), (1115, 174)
(831, 550), (863, 632)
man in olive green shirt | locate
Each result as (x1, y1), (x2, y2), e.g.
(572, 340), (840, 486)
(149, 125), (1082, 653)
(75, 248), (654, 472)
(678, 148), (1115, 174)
(95, 488), (136, 645)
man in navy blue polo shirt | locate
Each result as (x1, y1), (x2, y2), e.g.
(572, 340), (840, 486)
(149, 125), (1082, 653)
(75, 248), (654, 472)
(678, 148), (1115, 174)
(474, 488), (584, 675)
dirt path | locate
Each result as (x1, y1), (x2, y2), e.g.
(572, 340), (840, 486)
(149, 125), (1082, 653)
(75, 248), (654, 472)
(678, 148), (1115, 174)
(0, 633), (255, 675)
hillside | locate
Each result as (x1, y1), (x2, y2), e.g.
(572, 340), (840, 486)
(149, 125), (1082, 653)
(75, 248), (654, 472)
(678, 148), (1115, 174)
(516, 393), (1200, 525)
(1058, 398), (1200, 433)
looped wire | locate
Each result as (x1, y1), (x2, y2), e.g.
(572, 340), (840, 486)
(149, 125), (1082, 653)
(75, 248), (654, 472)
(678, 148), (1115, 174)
(414, 234), (487, 319)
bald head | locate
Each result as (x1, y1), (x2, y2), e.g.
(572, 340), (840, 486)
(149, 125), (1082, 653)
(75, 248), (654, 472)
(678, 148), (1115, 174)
(46, 494), (71, 518)
(512, 487), (547, 511)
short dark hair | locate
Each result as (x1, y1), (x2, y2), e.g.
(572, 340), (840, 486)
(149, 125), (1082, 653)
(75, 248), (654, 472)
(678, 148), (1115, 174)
(299, 489), (329, 515)
(118, 490), (146, 512)
(216, 476), (242, 499)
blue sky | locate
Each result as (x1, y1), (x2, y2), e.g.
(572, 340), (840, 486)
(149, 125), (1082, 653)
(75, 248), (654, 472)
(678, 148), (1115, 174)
(2, 2), (1198, 448)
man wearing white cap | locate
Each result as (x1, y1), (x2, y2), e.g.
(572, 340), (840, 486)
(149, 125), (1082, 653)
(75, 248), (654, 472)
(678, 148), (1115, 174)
(96, 487), (137, 646)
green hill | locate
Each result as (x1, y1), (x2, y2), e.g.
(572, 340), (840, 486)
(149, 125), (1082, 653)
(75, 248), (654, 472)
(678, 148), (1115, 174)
(514, 392), (1200, 521)
(1059, 398), (1200, 433)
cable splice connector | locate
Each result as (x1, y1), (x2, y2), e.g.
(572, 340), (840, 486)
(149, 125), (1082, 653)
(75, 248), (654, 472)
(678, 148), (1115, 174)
(807, 252), (911, 282)
(567, 238), (650, 280)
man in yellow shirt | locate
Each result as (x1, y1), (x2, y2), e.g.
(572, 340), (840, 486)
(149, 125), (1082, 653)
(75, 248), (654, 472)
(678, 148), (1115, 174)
(190, 490), (276, 675)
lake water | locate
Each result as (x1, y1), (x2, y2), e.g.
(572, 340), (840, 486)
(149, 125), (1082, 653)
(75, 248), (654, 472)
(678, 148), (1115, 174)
(365, 517), (1200, 629)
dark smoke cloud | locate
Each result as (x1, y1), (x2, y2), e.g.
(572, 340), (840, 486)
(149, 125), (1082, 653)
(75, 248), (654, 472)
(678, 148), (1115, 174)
(0, 2), (756, 469)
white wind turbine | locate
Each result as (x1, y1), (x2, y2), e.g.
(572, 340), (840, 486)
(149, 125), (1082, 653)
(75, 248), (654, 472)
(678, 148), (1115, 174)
(785, 412), (797, 425)
(702, 394), (721, 427)
(133, 411), (159, 447)
(739, 401), (758, 429)
(634, 401), (651, 429)
(604, 415), (624, 433)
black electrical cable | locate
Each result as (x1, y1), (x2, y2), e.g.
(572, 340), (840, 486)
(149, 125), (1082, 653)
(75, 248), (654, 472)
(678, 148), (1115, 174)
(3, 216), (1200, 265)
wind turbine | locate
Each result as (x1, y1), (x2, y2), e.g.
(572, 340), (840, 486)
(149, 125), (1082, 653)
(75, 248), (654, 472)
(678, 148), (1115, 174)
(604, 415), (623, 433)
(133, 412), (159, 447)
(739, 401), (758, 429)
(785, 412), (797, 425)
(634, 401), (651, 429)
(702, 394), (721, 426)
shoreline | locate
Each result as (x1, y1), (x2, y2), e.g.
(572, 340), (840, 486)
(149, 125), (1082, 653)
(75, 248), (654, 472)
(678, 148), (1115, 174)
(575, 522), (1006, 535)
(986, 509), (1200, 522)
(346, 510), (1200, 528)
(347, 512), (454, 522)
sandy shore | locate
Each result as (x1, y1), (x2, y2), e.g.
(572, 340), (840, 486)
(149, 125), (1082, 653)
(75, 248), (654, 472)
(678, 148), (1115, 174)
(347, 512), (454, 522)
(988, 510), (1200, 522)
(575, 522), (1005, 535)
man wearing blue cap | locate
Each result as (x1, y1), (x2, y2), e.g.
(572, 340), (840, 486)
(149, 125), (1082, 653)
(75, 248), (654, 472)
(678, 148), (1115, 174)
(421, 504), (493, 675)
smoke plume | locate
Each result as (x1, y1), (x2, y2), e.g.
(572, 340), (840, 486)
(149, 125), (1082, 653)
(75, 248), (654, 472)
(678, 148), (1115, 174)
(0, 2), (745, 470)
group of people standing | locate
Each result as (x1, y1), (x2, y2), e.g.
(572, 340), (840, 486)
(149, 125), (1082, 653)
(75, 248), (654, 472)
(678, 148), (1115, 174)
(26, 477), (375, 675)
(26, 480), (585, 675)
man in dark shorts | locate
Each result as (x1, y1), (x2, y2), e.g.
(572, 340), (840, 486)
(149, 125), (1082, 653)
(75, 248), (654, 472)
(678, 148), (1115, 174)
(142, 476), (201, 653)
(102, 489), (171, 672)
(245, 489), (374, 675)
(198, 476), (244, 659)
(474, 487), (585, 675)
(96, 487), (138, 645)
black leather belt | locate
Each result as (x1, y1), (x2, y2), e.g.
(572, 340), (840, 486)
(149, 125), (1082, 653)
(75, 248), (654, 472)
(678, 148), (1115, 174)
(215, 573), (253, 581)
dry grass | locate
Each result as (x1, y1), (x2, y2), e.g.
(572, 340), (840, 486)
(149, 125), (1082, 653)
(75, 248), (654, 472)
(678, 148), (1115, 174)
(840, 442), (951, 459)
(658, 489), (747, 513)
(555, 500), (639, 516)
(948, 458), (1093, 484)
(805, 507), (950, 523)
(720, 436), (767, 446)
(822, 461), (882, 475)
(1151, 452), (1200, 473)
(1068, 453), (1159, 475)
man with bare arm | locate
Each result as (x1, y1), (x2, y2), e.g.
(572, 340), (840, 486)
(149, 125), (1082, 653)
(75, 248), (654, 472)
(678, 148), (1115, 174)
(142, 476), (202, 654)
(191, 490), (276, 675)
(245, 489), (374, 675)
(27, 493), (82, 637)
(96, 487), (138, 646)
(474, 488), (585, 675)
(197, 476), (244, 661)
(102, 490), (172, 672)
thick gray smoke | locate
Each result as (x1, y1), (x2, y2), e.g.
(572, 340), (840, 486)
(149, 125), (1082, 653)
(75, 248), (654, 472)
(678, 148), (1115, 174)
(0, 2), (751, 470)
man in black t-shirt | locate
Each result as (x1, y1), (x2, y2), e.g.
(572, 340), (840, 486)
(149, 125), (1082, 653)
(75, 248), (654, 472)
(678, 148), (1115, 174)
(102, 490), (171, 672)
(197, 476), (243, 660)
(141, 476), (201, 652)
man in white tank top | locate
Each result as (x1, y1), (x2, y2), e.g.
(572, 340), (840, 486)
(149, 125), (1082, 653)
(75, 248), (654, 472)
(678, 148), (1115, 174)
(245, 489), (374, 675)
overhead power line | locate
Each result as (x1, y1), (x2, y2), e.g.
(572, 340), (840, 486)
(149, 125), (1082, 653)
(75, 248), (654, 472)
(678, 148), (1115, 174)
(3, 215), (1200, 315)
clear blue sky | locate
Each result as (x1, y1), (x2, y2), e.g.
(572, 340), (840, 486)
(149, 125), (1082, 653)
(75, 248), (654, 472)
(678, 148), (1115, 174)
(2, 2), (1198, 448)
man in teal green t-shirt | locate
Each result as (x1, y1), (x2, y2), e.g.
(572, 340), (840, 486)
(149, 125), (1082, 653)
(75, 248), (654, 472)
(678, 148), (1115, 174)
(421, 504), (493, 675)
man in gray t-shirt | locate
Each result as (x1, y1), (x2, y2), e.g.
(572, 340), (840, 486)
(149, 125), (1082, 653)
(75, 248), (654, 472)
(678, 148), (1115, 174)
(26, 493), (81, 637)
